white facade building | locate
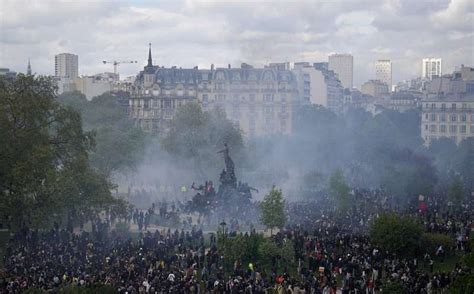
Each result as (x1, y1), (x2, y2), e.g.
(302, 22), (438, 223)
(375, 60), (392, 89)
(422, 58), (442, 80)
(328, 53), (353, 89)
(421, 99), (474, 145)
(55, 53), (78, 78)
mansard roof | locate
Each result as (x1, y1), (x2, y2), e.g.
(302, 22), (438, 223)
(135, 64), (297, 86)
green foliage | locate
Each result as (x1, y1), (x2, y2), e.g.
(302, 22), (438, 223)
(447, 175), (465, 205)
(258, 238), (295, 267)
(0, 75), (118, 229)
(461, 252), (474, 268)
(162, 103), (243, 173)
(114, 221), (131, 236)
(217, 233), (294, 271)
(218, 233), (265, 270)
(58, 92), (147, 176)
(329, 169), (352, 212)
(381, 280), (407, 293)
(260, 187), (286, 233)
(370, 213), (423, 257)
(453, 138), (474, 190)
(449, 273), (474, 294)
(421, 233), (455, 256)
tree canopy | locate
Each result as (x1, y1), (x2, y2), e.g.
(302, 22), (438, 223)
(260, 187), (286, 234)
(161, 103), (244, 175)
(58, 91), (147, 177)
(0, 76), (122, 229)
(370, 213), (423, 257)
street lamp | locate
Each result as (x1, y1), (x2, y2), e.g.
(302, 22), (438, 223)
(220, 220), (227, 235)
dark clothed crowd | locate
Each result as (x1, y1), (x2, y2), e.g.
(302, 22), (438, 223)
(1, 190), (473, 293)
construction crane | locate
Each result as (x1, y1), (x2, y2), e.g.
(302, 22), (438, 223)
(102, 60), (138, 75)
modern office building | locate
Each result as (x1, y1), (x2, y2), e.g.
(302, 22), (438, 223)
(55, 53), (79, 78)
(422, 58), (442, 80)
(328, 53), (353, 89)
(375, 59), (392, 89)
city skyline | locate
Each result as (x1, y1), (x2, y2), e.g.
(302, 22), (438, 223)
(1, 0), (473, 87)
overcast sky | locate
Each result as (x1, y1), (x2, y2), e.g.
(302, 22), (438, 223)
(1, 0), (472, 87)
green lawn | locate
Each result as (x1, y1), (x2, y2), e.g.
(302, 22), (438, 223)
(420, 254), (461, 273)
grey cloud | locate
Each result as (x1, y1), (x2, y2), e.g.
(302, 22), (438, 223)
(0, 0), (472, 87)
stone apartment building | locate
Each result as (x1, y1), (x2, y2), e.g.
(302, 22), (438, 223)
(421, 66), (474, 145)
(129, 47), (300, 137)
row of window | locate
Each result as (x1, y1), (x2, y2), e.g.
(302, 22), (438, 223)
(424, 103), (471, 110)
(203, 94), (289, 103)
(424, 124), (474, 134)
(425, 113), (474, 122)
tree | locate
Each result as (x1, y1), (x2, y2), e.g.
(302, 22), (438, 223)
(448, 175), (465, 205)
(379, 148), (437, 199)
(161, 103), (243, 176)
(452, 138), (474, 190)
(370, 213), (423, 257)
(0, 75), (119, 229)
(329, 169), (352, 213)
(58, 92), (147, 177)
(260, 187), (286, 234)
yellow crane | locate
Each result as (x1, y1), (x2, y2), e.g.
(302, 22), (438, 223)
(102, 60), (138, 75)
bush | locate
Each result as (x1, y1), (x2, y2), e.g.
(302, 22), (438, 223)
(449, 272), (474, 294)
(380, 281), (406, 293)
(421, 233), (455, 256)
(114, 222), (130, 236)
(370, 213), (423, 257)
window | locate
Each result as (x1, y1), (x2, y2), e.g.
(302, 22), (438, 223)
(431, 103), (436, 109)
(424, 124), (428, 131)
(440, 113), (446, 122)
(440, 125), (446, 133)
(449, 125), (457, 133)
(429, 125), (437, 132)
(461, 114), (466, 122)
(462, 103), (467, 109)
(451, 114), (457, 122)
(425, 113), (429, 120)
(460, 125), (466, 133)
(471, 125), (474, 134)
(451, 103), (456, 110)
(441, 103), (446, 111)
(202, 94), (208, 102)
(430, 113), (436, 121)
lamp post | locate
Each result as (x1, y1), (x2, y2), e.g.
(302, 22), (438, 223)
(220, 220), (227, 236)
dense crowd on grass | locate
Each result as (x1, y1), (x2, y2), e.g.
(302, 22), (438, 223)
(1, 190), (473, 293)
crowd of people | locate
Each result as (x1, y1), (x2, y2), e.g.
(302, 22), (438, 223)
(1, 189), (472, 293)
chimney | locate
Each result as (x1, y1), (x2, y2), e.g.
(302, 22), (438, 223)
(228, 64), (231, 69)
(211, 64), (214, 70)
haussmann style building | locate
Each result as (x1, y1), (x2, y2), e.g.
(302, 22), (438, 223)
(129, 46), (301, 138)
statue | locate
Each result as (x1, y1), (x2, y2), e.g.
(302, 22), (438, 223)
(187, 143), (257, 221)
(217, 143), (236, 188)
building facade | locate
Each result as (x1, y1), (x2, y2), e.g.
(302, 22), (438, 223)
(129, 47), (300, 137)
(422, 58), (442, 80)
(293, 62), (343, 114)
(361, 80), (389, 98)
(421, 98), (474, 145)
(328, 53), (353, 89)
(55, 53), (78, 78)
(375, 60), (392, 89)
(421, 66), (474, 145)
